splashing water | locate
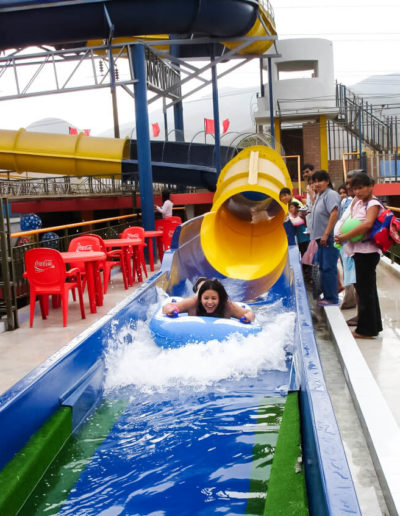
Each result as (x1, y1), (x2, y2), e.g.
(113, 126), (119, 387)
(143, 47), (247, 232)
(104, 303), (295, 394)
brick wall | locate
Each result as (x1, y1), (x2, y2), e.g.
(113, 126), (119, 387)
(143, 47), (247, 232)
(328, 160), (345, 189)
(303, 123), (321, 168)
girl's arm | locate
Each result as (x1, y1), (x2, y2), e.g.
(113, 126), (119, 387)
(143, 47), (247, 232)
(335, 205), (380, 245)
(162, 296), (197, 316)
(227, 301), (255, 322)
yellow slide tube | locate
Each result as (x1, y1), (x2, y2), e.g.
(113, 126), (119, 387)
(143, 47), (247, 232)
(0, 129), (129, 176)
(200, 145), (292, 283)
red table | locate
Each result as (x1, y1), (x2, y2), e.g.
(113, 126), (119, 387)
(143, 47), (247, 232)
(103, 238), (142, 287)
(143, 230), (163, 271)
(61, 251), (106, 314)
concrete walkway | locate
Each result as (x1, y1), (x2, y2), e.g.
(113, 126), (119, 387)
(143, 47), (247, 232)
(0, 269), (158, 395)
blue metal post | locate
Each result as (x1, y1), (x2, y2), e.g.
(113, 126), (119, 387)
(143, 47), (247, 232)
(170, 36), (184, 141)
(268, 57), (275, 147)
(132, 44), (155, 231)
(211, 46), (221, 176)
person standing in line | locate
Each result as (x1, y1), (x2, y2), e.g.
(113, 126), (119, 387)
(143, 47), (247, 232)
(301, 164), (315, 230)
(335, 173), (383, 339)
(155, 190), (173, 218)
(301, 163), (315, 206)
(334, 171), (360, 313)
(309, 170), (341, 306)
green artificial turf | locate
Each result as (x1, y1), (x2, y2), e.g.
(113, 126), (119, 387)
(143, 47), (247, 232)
(0, 406), (72, 516)
(263, 391), (309, 516)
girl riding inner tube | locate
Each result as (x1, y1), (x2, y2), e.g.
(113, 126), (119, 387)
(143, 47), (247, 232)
(150, 279), (261, 348)
(150, 297), (262, 348)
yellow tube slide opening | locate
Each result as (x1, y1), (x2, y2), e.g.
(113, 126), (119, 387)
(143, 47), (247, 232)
(200, 146), (292, 282)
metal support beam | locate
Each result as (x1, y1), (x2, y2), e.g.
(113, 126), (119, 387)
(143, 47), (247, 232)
(211, 47), (221, 176)
(267, 57), (275, 148)
(132, 44), (154, 231)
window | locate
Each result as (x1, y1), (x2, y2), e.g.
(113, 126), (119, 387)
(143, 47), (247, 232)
(277, 60), (318, 81)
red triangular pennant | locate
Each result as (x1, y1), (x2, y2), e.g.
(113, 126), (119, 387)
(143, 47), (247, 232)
(152, 122), (160, 137)
(222, 118), (230, 134)
(204, 118), (215, 135)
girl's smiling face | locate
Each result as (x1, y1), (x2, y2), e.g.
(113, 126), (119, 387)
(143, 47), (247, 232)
(201, 289), (219, 314)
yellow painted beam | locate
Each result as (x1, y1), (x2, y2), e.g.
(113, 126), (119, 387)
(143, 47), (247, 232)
(320, 115), (328, 171)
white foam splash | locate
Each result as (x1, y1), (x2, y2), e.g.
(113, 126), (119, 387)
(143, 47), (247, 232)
(103, 308), (295, 394)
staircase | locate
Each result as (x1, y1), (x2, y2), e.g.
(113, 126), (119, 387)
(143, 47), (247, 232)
(336, 83), (397, 152)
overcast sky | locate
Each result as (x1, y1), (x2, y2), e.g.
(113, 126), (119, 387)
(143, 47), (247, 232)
(1, 0), (399, 134)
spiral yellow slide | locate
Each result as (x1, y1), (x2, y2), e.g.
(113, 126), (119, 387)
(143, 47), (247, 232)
(202, 146), (291, 282)
(166, 145), (292, 299)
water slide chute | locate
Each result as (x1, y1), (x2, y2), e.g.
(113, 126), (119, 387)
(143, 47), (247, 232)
(0, 0), (275, 54)
(165, 145), (293, 300)
(0, 129), (129, 176)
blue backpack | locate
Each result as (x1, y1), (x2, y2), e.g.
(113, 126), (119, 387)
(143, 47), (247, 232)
(369, 202), (400, 252)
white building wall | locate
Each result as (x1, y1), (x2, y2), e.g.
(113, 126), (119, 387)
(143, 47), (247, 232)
(256, 38), (338, 122)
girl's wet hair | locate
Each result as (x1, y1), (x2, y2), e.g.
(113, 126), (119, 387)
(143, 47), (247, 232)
(196, 279), (228, 318)
(192, 276), (207, 293)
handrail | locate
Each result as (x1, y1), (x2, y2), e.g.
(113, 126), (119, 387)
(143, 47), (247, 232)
(11, 213), (138, 238)
(11, 206), (186, 238)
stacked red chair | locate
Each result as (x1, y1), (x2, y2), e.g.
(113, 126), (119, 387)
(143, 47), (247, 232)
(68, 235), (104, 294)
(120, 226), (148, 282)
(76, 234), (128, 294)
(159, 217), (182, 251)
(24, 248), (85, 327)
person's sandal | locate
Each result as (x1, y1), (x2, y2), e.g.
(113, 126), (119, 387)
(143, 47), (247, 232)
(352, 330), (374, 340)
(346, 316), (358, 326)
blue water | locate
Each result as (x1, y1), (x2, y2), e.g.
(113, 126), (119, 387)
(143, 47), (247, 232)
(25, 304), (295, 515)
(58, 383), (286, 516)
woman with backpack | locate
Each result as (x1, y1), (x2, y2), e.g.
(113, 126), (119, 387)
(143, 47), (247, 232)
(334, 173), (383, 339)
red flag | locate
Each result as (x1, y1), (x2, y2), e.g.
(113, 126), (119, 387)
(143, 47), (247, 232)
(222, 118), (230, 134)
(83, 129), (91, 136)
(69, 127), (78, 135)
(204, 118), (215, 135)
(152, 122), (160, 137)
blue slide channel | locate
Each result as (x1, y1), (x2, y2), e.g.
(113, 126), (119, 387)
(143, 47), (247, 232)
(0, 241), (360, 514)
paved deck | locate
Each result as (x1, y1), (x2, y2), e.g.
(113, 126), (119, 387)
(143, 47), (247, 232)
(0, 268), (159, 395)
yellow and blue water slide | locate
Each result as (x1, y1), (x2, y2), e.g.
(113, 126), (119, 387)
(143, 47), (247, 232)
(0, 146), (361, 515)
(0, 2), (361, 513)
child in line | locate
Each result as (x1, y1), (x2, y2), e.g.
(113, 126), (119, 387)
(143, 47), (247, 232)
(288, 202), (310, 256)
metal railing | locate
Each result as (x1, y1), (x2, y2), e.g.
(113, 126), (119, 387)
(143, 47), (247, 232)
(342, 151), (400, 184)
(0, 175), (138, 198)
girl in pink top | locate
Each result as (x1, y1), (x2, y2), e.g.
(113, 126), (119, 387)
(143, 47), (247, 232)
(334, 173), (383, 339)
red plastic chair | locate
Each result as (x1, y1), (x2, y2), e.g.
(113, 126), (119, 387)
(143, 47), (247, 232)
(160, 219), (181, 251)
(24, 248), (85, 327)
(120, 226), (148, 281)
(165, 216), (182, 225)
(84, 234), (128, 293)
(68, 235), (103, 292)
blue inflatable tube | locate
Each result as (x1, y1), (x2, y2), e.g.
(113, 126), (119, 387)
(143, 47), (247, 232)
(149, 297), (261, 348)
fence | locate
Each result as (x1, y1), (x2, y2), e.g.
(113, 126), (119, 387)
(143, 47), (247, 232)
(342, 151), (400, 184)
(0, 174), (138, 198)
